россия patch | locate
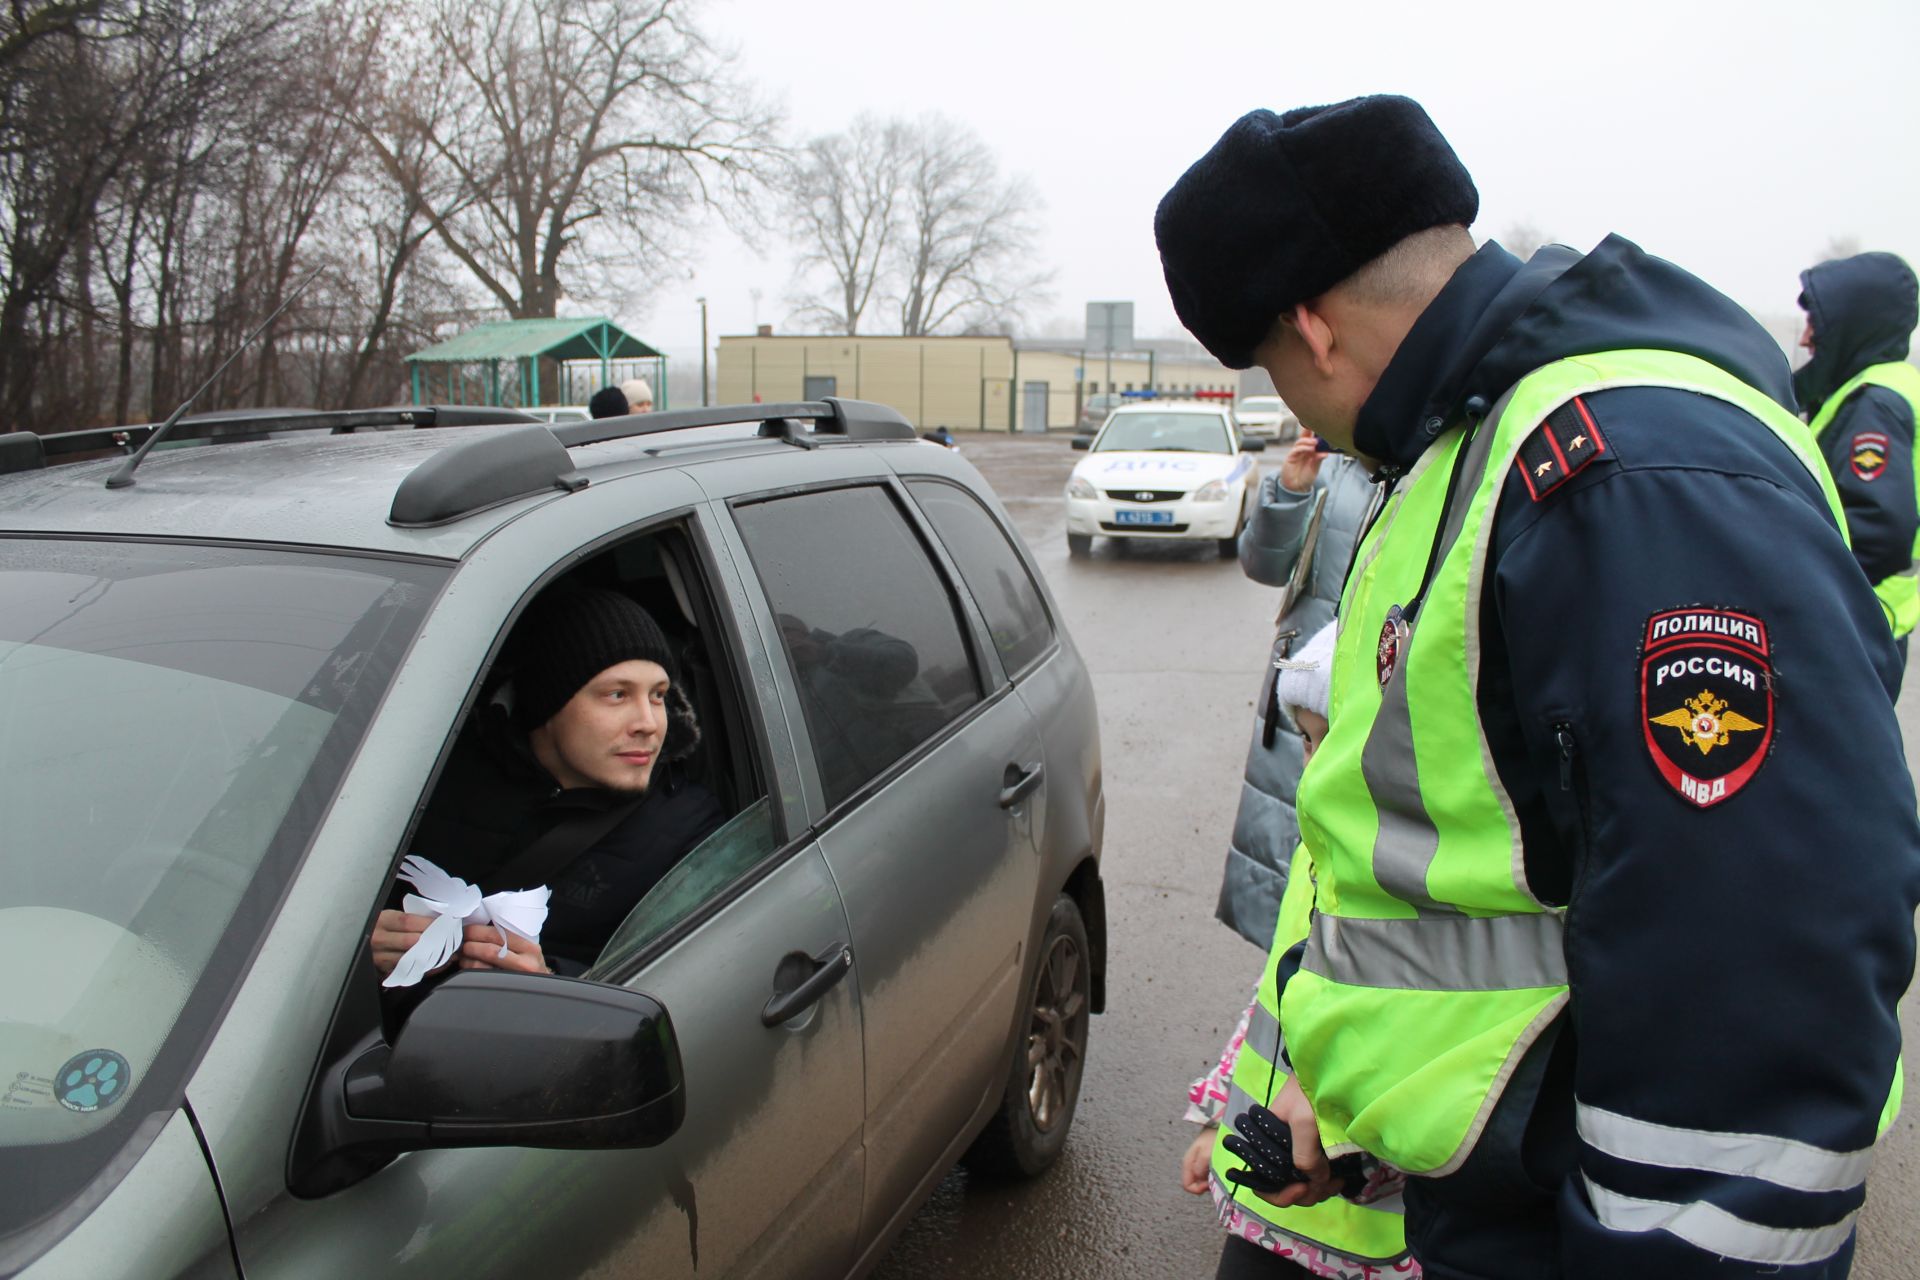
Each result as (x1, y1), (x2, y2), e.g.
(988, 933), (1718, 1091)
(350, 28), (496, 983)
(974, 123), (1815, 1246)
(1640, 608), (1773, 809)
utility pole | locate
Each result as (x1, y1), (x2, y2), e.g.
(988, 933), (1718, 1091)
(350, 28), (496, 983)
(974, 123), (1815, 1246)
(697, 297), (710, 406)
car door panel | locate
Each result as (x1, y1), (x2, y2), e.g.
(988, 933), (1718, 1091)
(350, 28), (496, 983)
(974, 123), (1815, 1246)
(706, 471), (1045, 1244)
(817, 692), (1040, 1240)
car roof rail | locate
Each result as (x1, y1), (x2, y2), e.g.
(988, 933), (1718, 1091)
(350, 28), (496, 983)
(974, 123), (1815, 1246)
(388, 397), (917, 528)
(4, 406), (540, 478)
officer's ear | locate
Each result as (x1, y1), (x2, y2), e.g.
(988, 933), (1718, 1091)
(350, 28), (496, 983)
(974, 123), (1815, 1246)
(1286, 302), (1339, 377)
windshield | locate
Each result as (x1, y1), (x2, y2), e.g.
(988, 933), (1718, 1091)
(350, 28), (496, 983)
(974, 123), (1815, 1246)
(0, 538), (445, 1244)
(1238, 397), (1283, 414)
(1094, 412), (1232, 455)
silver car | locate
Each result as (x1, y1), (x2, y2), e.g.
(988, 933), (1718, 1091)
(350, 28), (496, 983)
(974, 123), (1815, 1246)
(0, 400), (1105, 1279)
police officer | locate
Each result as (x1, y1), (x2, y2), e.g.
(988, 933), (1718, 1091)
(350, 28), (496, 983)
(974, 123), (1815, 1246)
(1155, 96), (1920, 1279)
(1795, 252), (1920, 671)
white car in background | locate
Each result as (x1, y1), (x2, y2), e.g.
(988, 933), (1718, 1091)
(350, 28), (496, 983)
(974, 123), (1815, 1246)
(1064, 401), (1266, 558)
(1233, 394), (1299, 441)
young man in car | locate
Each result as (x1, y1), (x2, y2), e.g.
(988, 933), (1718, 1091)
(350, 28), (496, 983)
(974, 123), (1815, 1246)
(368, 587), (722, 978)
(1156, 96), (1920, 1277)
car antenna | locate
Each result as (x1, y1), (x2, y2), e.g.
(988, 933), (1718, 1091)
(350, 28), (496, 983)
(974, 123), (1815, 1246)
(105, 269), (322, 490)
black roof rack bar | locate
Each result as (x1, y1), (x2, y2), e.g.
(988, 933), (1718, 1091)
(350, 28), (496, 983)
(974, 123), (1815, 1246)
(388, 397), (920, 528)
(10, 405), (541, 475)
(549, 397), (916, 449)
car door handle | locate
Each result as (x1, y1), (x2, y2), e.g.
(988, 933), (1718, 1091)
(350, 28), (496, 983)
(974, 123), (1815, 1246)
(999, 761), (1044, 809)
(762, 944), (854, 1027)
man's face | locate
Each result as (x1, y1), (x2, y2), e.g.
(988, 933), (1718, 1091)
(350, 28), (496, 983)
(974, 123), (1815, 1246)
(1800, 318), (1816, 354)
(532, 658), (672, 792)
(632, 397), (654, 413)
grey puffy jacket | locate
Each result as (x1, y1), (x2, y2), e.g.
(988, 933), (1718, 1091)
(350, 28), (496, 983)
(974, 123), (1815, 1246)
(1215, 455), (1374, 949)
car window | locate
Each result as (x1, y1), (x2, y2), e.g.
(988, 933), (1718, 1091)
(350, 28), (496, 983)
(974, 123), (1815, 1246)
(907, 480), (1054, 679)
(0, 538), (443, 1235)
(733, 484), (982, 811)
(588, 797), (776, 973)
(1095, 412), (1232, 455)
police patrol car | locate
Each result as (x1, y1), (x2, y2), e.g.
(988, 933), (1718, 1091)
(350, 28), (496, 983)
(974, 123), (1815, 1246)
(1063, 395), (1266, 557)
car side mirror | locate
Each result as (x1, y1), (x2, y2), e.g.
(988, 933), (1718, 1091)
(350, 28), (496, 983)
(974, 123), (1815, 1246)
(1071, 435), (1092, 451)
(1239, 437), (1267, 453)
(290, 971), (683, 1197)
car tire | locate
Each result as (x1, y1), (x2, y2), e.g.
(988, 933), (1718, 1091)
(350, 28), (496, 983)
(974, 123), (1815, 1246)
(962, 893), (1091, 1181)
(1067, 533), (1093, 559)
(1217, 533), (1240, 559)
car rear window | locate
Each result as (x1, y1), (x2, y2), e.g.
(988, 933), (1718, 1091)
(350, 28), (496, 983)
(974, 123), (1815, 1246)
(908, 480), (1054, 679)
(732, 485), (982, 811)
(0, 538), (444, 1245)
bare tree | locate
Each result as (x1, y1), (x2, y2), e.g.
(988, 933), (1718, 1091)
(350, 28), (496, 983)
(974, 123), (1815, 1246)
(892, 115), (1049, 336)
(397, 0), (780, 319)
(784, 114), (1050, 337)
(783, 114), (905, 334)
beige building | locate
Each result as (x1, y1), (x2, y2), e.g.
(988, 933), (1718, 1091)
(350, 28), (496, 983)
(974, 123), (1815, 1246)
(716, 331), (1237, 431)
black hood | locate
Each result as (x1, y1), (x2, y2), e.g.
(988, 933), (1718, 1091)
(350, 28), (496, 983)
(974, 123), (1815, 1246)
(1356, 235), (1795, 469)
(1794, 252), (1918, 411)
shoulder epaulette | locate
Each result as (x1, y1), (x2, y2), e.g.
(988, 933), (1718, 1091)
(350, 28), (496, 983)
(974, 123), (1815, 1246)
(1516, 395), (1608, 502)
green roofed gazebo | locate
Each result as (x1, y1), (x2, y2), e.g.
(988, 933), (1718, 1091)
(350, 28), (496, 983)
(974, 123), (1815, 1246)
(405, 316), (666, 409)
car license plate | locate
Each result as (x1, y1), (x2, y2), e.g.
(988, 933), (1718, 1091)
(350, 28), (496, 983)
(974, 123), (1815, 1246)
(1114, 510), (1174, 526)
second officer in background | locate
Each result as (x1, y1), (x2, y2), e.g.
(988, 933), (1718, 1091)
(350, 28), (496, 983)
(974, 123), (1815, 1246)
(1796, 251), (1920, 672)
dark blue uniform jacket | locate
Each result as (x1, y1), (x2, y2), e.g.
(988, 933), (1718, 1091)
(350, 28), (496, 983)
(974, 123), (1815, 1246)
(1795, 253), (1920, 588)
(1341, 237), (1920, 1277)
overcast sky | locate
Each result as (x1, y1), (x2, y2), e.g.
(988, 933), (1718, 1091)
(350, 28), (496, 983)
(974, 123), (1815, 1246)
(627, 0), (1918, 373)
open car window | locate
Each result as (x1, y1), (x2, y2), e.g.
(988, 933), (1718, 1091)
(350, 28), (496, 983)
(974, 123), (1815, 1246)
(587, 797), (777, 975)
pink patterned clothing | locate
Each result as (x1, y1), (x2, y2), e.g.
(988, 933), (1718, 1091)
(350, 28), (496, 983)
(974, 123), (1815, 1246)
(1186, 995), (1422, 1279)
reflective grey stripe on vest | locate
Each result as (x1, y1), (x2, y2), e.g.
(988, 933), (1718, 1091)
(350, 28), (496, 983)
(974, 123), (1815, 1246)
(1582, 1176), (1857, 1267)
(1246, 1002), (1283, 1065)
(1224, 1082), (1275, 1130)
(1363, 402), (1512, 911)
(1577, 1103), (1873, 1194)
(1304, 911), (1566, 991)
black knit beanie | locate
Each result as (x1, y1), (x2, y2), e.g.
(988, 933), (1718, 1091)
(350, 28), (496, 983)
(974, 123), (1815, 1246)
(511, 588), (679, 731)
(1155, 95), (1479, 369)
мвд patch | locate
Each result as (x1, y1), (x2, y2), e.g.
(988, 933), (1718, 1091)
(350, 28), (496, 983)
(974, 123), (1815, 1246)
(1641, 608), (1773, 809)
(1851, 431), (1889, 482)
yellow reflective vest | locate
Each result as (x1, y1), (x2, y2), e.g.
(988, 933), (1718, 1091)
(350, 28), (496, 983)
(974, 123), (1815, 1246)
(1282, 350), (1869, 1178)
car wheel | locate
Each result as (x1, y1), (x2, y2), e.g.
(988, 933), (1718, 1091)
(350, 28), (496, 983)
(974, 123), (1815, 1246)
(1217, 532), (1240, 558)
(1067, 532), (1092, 559)
(963, 894), (1090, 1180)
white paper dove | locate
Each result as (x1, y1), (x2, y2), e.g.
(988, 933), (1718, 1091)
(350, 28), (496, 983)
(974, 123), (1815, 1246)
(381, 855), (552, 988)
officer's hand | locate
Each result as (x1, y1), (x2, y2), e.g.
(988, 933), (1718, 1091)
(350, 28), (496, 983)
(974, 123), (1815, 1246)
(458, 923), (550, 975)
(369, 910), (437, 976)
(1279, 433), (1326, 494)
(1240, 1078), (1338, 1208)
(1180, 1128), (1215, 1195)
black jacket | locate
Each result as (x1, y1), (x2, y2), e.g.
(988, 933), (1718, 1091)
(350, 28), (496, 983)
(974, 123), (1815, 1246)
(1332, 237), (1920, 1277)
(406, 705), (723, 973)
(1795, 253), (1920, 588)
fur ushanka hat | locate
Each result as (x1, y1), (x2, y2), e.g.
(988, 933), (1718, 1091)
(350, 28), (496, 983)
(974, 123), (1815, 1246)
(1154, 95), (1479, 369)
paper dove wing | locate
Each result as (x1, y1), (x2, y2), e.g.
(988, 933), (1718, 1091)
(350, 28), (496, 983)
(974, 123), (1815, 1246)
(383, 908), (468, 988)
(383, 856), (552, 984)
(470, 887), (551, 958)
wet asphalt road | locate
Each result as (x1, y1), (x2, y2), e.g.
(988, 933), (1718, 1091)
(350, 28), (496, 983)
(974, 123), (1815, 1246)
(870, 431), (1920, 1280)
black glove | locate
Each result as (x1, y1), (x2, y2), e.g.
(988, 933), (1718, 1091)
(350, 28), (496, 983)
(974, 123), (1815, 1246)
(1222, 1102), (1366, 1197)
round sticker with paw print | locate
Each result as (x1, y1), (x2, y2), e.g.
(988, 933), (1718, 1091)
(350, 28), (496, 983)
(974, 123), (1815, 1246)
(55, 1050), (130, 1113)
